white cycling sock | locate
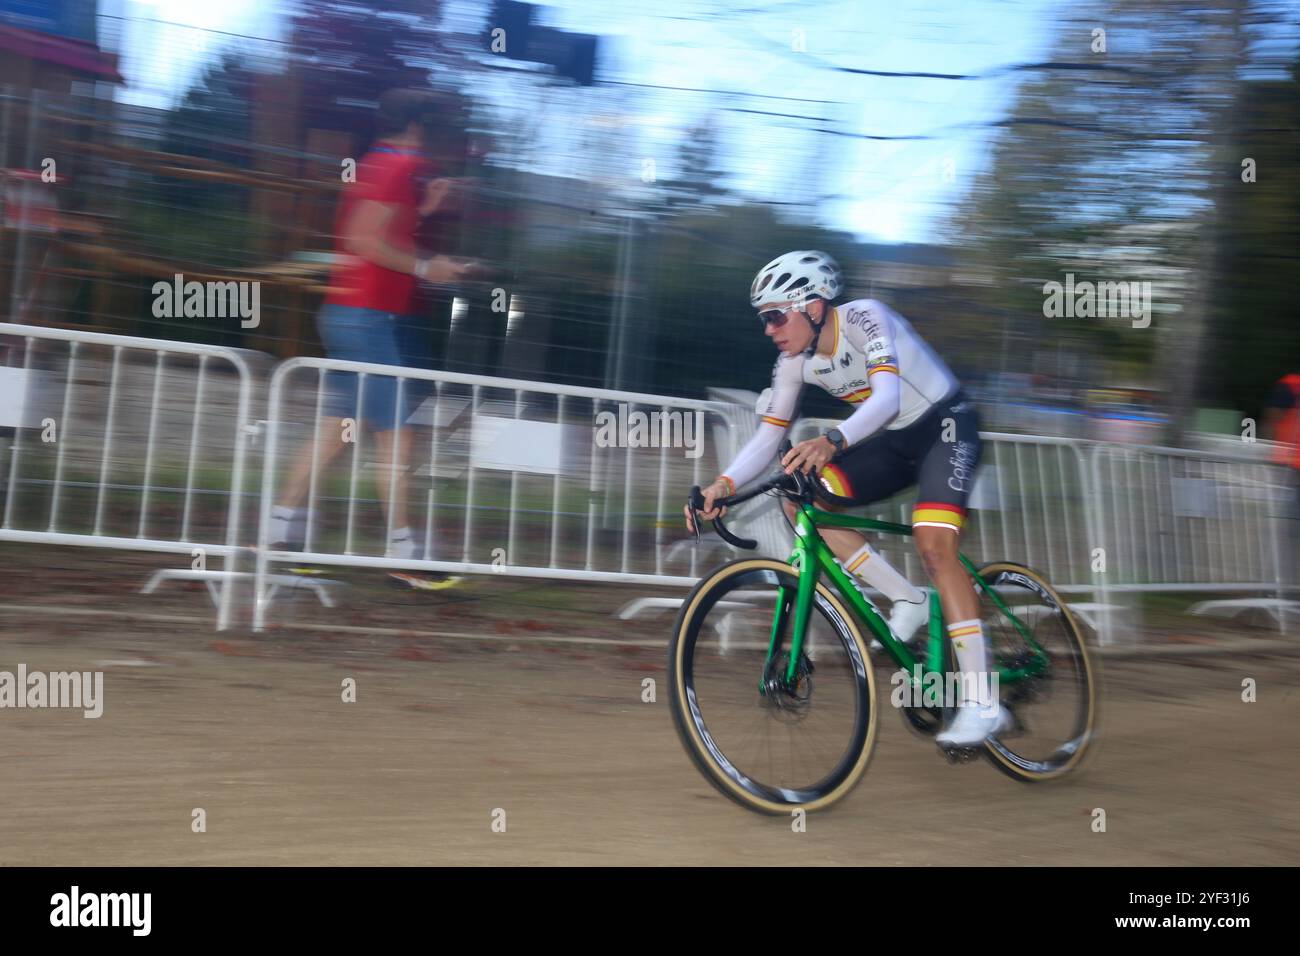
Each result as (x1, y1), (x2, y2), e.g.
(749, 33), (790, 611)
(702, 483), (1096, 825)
(269, 505), (308, 545)
(843, 542), (924, 604)
(947, 618), (994, 709)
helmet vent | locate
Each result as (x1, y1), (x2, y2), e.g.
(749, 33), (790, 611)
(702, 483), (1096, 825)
(749, 250), (842, 308)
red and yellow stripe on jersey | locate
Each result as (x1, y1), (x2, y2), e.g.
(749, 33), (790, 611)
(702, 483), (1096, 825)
(912, 501), (965, 532)
(840, 365), (897, 405)
(760, 415), (790, 428)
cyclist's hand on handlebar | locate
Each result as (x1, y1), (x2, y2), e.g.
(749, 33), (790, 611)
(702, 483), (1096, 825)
(684, 480), (730, 533)
(782, 436), (835, 475)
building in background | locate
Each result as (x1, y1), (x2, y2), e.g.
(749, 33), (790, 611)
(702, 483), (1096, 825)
(0, 0), (121, 94)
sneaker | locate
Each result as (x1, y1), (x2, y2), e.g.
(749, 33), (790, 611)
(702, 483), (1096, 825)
(870, 594), (929, 650)
(888, 595), (929, 643)
(388, 571), (463, 591)
(935, 702), (1013, 747)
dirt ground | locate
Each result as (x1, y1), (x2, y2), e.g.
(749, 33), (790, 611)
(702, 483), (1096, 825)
(1, 544), (1297, 866)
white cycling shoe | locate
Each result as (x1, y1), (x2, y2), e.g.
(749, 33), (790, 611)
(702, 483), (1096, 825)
(870, 596), (929, 650)
(935, 702), (1013, 748)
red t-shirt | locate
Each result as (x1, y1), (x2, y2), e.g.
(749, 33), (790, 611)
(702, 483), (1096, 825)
(326, 141), (434, 314)
(1270, 373), (1300, 469)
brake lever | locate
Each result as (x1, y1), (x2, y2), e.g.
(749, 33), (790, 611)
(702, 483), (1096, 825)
(687, 485), (705, 541)
(791, 467), (814, 503)
(776, 438), (817, 504)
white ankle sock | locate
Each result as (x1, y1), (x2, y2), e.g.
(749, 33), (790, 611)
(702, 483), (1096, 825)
(947, 618), (993, 708)
(387, 526), (417, 559)
(270, 505), (307, 544)
(843, 543), (924, 604)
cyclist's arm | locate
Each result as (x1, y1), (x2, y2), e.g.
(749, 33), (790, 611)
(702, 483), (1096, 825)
(837, 303), (902, 446)
(838, 368), (899, 445)
(718, 355), (802, 491)
(719, 423), (786, 492)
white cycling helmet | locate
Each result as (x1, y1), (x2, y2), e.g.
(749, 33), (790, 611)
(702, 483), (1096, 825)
(749, 250), (843, 310)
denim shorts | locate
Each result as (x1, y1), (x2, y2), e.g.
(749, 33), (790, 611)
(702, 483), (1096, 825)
(317, 304), (428, 430)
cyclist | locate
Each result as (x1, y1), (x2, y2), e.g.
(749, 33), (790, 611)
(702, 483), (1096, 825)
(687, 250), (1008, 746)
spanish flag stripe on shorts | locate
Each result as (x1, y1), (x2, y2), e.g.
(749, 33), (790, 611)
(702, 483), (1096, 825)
(819, 463), (853, 499)
(912, 501), (966, 531)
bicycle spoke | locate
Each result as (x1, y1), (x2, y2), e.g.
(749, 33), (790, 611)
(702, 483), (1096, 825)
(977, 563), (1095, 777)
(673, 562), (872, 806)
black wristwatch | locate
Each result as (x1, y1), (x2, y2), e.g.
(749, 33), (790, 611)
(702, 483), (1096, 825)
(825, 428), (847, 453)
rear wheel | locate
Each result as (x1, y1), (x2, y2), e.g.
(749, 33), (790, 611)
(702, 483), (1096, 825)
(668, 558), (877, 813)
(975, 562), (1099, 781)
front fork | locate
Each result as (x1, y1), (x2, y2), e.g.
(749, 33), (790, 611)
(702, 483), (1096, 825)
(762, 585), (792, 695)
(761, 514), (822, 692)
(760, 567), (816, 693)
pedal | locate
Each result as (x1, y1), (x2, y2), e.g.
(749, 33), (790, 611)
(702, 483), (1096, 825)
(938, 742), (981, 763)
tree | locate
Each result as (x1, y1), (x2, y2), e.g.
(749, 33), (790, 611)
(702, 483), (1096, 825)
(1211, 57), (1300, 421)
(658, 117), (730, 214)
(947, 0), (1260, 432)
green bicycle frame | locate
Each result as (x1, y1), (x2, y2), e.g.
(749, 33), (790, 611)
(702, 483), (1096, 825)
(763, 501), (1049, 693)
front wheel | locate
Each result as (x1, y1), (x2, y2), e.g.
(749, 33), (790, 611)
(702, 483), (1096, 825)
(668, 557), (878, 814)
(975, 561), (1100, 781)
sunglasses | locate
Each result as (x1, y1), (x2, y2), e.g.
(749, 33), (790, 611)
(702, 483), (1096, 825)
(758, 305), (803, 328)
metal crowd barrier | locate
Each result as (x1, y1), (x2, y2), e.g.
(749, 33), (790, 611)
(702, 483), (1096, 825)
(1, 323), (1291, 643)
(0, 322), (263, 629)
(253, 356), (730, 630)
(1089, 441), (1293, 633)
(786, 416), (1291, 643)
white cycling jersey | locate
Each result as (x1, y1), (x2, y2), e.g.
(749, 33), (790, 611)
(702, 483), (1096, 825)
(721, 298), (960, 489)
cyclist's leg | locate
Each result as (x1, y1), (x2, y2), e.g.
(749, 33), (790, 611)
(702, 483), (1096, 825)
(785, 434), (921, 603)
(909, 395), (981, 623)
(908, 394), (999, 727)
(781, 432), (909, 558)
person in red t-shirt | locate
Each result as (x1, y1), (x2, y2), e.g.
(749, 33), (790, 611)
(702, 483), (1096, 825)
(1266, 372), (1300, 597)
(271, 89), (479, 566)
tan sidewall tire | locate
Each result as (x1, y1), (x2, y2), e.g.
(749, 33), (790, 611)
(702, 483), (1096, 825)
(977, 561), (1100, 781)
(669, 558), (878, 813)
